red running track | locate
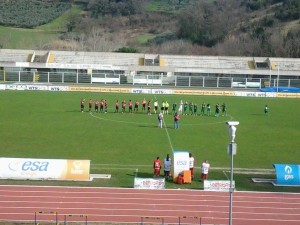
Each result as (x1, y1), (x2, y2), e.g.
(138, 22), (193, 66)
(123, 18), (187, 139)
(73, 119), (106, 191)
(0, 185), (300, 225)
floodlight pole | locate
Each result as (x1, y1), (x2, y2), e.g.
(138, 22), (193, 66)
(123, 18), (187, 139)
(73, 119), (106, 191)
(229, 141), (234, 225)
(226, 121), (239, 225)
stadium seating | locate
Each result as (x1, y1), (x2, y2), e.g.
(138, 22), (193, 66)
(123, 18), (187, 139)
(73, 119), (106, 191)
(0, 49), (300, 81)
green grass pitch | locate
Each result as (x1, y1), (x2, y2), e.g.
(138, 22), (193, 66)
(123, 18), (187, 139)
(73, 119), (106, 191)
(0, 90), (300, 192)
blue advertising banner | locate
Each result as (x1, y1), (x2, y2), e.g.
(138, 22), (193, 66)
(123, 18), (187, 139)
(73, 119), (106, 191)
(273, 164), (300, 185)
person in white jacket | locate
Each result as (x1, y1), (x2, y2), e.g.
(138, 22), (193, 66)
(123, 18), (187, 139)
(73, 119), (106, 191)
(201, 160), (210, 181)
(158, 112), (163, 128)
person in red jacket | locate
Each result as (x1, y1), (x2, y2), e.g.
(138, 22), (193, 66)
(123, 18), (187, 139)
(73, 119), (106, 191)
(153, 156), (162, 177)
(174, 112), (180, 129)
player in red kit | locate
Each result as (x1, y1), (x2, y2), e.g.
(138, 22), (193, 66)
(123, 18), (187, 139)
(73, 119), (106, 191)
(100, 99), (104, 113)
(80, 98), (85, 112)
(153, 156), (162, 177)
(121, 100), (126, 113)
(142, 98), (146, 111)
(147, 100), (151, 115)
(88, 99), (93, 112)
(104, 100), (108, 113)
(94, 100), (99, 112)
(115, 100), (119, 113)
(128, 100), (133, 113)
(134, 100), (139, 112)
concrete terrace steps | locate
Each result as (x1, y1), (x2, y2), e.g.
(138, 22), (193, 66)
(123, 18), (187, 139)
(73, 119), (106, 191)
(1, 49), (300, 74)
(52, 52), (142, 66)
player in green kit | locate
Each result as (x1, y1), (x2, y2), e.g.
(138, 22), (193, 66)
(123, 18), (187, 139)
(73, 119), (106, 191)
(189, 102), (193, 115)
(172, 102), (177, 115)
(207, 103), (211, 116)
(264, 104), (269, 115)
(193, 103), (198, 116)
(200, 102), (206, 116)
(221, 103), (227, 116)
(214, 103), (220, 117)
(183, 101), (188, 115)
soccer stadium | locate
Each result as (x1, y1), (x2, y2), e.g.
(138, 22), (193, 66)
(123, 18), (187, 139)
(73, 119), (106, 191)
(0, 49), (300, 225)
(0, 49), (300, 90)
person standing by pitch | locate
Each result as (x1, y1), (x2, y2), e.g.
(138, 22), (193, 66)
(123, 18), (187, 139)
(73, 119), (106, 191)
(174, 112), (180, 129)
(200, 159), (210, 181)
(189, 153), (195, 180)
(158, 112), (163, 128)
(153, 156), (162, 177)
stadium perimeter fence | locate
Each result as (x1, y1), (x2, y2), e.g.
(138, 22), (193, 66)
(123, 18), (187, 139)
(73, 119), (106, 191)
(33, 212), (202, 225)
(0, 70), (300, 89)
(34, 211), (87, 225)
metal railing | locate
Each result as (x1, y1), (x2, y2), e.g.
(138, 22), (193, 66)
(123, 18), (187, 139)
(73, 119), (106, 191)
(0, 70), (299, 89)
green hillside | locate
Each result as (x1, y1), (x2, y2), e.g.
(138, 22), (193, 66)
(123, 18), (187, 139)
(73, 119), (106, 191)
(0, 0), (299, 57)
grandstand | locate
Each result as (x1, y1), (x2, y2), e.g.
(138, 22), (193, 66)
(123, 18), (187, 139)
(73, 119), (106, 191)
(0, 49), (299, 88)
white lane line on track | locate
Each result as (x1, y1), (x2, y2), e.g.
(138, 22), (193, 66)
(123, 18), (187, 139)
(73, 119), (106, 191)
(2, 201), (300, 210)
(2, 206), (300, 217)
(1, 188), (300, 198)
(1, 195), (300, 205)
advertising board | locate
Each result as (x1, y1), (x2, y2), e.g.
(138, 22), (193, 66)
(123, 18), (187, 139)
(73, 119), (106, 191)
(173, 150), (189, 182)
(134, 177), (165, 189)
(273, 164), (300, 186)
(204, 180), (235, 191)
(0, 158), (90, 181)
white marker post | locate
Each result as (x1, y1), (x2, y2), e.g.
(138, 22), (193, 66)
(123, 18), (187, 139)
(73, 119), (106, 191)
(226, 121), (239, 225)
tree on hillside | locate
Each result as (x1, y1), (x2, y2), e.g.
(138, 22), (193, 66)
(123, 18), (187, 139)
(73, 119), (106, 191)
(275, 0), (300, 21)
(177, 0), (241, 47)
(88, 0), (142, 17)
(284, 28), (300, 58)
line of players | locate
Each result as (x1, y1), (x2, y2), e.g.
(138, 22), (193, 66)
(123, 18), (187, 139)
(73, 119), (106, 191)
(80, 98), (227, 117)
(178, 101), (227, 117)
(80, 98), (152, 114)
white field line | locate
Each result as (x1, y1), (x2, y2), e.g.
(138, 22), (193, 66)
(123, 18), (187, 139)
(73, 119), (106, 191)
(91, 163), (275, 173)
(154, 95), (174, 152)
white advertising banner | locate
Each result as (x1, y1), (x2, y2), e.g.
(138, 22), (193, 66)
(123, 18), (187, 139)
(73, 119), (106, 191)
(234, 91), (276, 98)
(204, 180), (235, 191)
(232, 82), (260, 88)
(0, 158), (90, 181)
(132, 88), (152, 94)
(134, 177), (165, 189)
(4, 84), (69, 92)
(5, 84), (28, 90)
(92, 77), (120, 83)
(26, 85), (48, 91)
(133, 78), (162, 85)
(45, 63), (115, 70)
(151, 89), (173, 95)
(48, 86), (69, 91)
(131, 88), (173, 95)
(173, 150), (189, 182)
